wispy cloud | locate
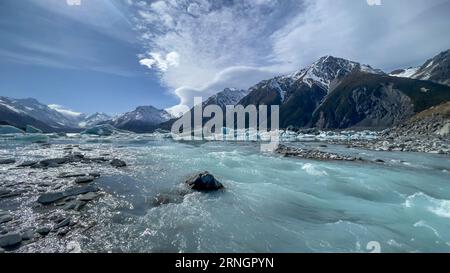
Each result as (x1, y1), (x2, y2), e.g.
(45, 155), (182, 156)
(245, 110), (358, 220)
(129, 0), (450, 112)
(1, 0), (140, 77)
(48, 104), (82, 117)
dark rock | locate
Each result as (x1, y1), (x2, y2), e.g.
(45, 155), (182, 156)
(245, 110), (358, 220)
(111, 159), (127, 168)
(185, 172), (224, 191)
(89, 173), (101, 178)
(38, 186), (99, 205)
(54, 218), (71, 229)
(0, 215), (13, 224)
(57, 228), (69, 237)
(64, 185), (99, 197)
(0, 188), (12, 196)
(21, 229), (35, 241)
(74, 176), (95, 184)
(39, 158), (68, 167)
(0, 233), (22, 248)
(78, 192), (99, 201)
(36, 227), (51, 236)
(0, 191), (22, 199)
(17, 161), (38, 167)
(58, 173), (86, 179)
(37, 192), (65, 205)
(375, 159), (385, 163)
(0, 158), (15, 165)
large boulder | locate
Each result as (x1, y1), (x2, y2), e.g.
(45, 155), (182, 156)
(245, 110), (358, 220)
(111, 159), (127, 168)
(0, 233), (22, 248)
(185, 172), (224, 191)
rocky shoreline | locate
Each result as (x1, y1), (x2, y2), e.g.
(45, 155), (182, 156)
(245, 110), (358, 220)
(0, 140), (228, 253)
(0, 144), (133, 252)
(275, 144), (365, 162)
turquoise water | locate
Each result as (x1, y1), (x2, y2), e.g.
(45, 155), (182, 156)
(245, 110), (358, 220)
(1, 136), (450, 253)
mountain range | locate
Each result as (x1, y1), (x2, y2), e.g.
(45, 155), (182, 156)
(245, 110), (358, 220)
(390, 49), (450, 86)
(167, 49), (450, 131)
(0, 96), (172, 133)
(1, 49), (449, 133)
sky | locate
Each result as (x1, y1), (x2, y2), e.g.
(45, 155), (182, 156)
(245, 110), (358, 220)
(1, 0), (450, 116)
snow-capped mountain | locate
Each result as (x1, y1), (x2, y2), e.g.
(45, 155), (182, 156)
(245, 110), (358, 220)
(285, 55), (384, 89)
(78, 112), (111, 128)
(202, 88), (249, 109)
(112, 106), (172, 126)
(390, 49), (450, 86)
(238, 55), (450, 129)
(245, 56), (385, 105)
(390, 67), (420, 78)
(105, 106), (172, 133)
(0, 97), (56, 132)
(0, 97), (80, 129)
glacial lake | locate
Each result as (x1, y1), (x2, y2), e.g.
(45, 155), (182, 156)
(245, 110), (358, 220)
(1, 134), (450, 253)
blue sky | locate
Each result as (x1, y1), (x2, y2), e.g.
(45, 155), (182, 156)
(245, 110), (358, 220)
(1, 0), (450, 116)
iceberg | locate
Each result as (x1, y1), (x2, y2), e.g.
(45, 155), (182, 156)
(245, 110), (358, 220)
(81, 124), (130, 136)
(25, 125), (43, 134)
(0, 125), (25, 135)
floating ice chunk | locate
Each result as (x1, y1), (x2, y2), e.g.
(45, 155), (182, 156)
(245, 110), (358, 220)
(25, 125), (43, 134)
(81, 124), (131, 136)
(13, 134), (49, 143)
(0, 125), (24, 135)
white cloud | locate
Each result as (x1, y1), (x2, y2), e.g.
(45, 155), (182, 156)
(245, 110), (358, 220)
(139, 51), (180, 71)
(129, 0), (450, 111)
(367, 0), (382, 6)
(66, 0), (81, 6)
(48, 104), (83, 117)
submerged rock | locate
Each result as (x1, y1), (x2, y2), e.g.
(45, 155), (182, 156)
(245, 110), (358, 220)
(185, 172), (224, 191)
(0, 233), (22, 248)
(63, 200), (87, 211)
(37, 186), (100, 205)
(111, 159), (127, 168)
(64, 185), (99, 197)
